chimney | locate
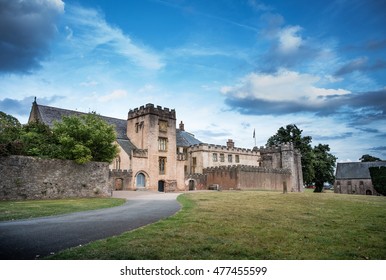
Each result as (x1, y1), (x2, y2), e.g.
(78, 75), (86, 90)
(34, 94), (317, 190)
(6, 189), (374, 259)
(227, 139), (234, 149)
(179, 121), (185, 131)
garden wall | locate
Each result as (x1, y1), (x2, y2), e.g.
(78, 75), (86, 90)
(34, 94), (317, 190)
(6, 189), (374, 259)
(0, 156), (110, 200)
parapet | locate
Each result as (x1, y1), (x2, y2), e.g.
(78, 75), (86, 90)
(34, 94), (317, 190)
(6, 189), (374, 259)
(203, 165), (291, 174)
(128, 103), (176, 120)
(188, 143), (258, 154)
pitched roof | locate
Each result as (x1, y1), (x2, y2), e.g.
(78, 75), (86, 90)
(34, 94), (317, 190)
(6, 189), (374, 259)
(176, 129), (202, 147)
(335, 162), (386, 179)
(34, 104), (129, 140)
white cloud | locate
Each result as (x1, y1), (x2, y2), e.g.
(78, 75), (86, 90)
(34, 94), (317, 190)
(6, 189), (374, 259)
(65, 5), (164, 70)
(221, 69), (350, 103)
(98, 89), (128, 102)
(278, 26), (303, 54)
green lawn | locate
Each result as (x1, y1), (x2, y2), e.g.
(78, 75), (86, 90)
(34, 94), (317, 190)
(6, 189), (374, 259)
(0, 197), (126, 221)
(48, 191), (386, 260)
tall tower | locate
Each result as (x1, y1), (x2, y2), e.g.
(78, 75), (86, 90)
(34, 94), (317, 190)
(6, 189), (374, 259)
(127, 104), (177, 191)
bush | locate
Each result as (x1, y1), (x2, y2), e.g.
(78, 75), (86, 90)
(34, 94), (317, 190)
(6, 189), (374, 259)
(369, 166), (386, 196)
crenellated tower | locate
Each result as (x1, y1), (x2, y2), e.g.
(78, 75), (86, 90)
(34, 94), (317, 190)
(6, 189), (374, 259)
(127, 103), (177, 191)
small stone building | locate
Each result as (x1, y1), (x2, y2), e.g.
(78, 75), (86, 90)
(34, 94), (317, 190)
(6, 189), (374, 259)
(334, 162), (386, 195)
(28, 100), (303, 192)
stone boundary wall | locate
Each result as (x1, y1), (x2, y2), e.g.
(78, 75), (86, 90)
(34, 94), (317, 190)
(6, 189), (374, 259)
(204, 165), (293, 192)
(0, 156), (110, 200)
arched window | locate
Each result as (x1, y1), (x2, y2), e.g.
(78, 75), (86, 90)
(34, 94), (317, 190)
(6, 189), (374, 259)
(114, 156), (121, 170)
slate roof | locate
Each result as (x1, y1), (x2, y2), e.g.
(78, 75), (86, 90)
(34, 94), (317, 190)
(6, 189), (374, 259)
(176, 129), (202, 147)
(335, 162), (386, 179)
(35, 104), (129, 140)
(32, 103), (202, 153)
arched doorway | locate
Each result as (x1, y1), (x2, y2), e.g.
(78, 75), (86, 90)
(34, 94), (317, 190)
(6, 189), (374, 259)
(366, 189), (372, 195)
(114, 178), (123, 190)
(158, 180), (165, 192)
(188, 179), (195, 191)
(136, 173), (146, 188)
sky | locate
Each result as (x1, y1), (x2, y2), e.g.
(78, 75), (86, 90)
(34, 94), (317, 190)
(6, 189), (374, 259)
(0, 0), (385, 162)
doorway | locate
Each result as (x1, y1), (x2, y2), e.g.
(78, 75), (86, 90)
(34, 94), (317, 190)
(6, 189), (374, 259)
(188, 179), (195, 191)
(136, 173), (146, 188)
(158, 180), (165, 192)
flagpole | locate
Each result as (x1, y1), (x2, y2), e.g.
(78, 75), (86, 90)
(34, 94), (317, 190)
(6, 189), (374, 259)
(253, 129), (256, 147)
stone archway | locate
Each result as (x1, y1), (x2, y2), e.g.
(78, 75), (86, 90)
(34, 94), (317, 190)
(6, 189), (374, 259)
(366, 189), (372, 195)
(188, 179), (195, 191)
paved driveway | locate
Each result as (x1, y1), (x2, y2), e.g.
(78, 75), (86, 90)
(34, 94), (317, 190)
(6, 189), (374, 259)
(0, 191), (181, 260)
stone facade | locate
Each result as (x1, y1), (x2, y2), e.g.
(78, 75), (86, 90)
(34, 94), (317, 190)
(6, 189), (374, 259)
(204, 165), (292, 191)
(27, 101), (304, 193)
(0, 156), (110, 200)
(334, 162), (386, 196)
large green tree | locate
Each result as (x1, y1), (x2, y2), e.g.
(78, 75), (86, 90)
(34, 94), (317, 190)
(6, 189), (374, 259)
(20, 121), (59, 158)
(266, 124), (337, 192)
(359, 154), (383, 162)
(52, 113), (119, 164)
(0, 111), (23, 156)
(313, 144), (337, 192)
(266, 124), (314, 185)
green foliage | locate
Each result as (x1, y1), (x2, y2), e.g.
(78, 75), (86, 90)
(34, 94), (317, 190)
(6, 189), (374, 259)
(313, 144), (337, 193)
(52, 113), (119, 164)
(359, 154), (383, 162)
(369, 166), (386, 196)
(0, 111), (23, 156)
(0, 111), (118, 164)
(20, 121), (59, 158)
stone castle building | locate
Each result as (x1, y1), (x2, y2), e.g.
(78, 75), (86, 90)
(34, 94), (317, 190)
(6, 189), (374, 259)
(28, 100), (303, 192)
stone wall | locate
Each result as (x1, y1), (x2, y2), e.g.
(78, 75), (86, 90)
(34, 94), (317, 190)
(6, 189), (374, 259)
(204, 165), (293, 192)
(334, 179), (379, 195)
(0, 156), (110, 200)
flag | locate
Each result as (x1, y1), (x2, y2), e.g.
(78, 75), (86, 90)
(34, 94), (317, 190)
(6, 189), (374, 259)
(253, 129), (255, 138)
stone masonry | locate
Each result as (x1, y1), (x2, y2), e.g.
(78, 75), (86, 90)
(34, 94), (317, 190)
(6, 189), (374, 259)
(0, 156), (111, 200)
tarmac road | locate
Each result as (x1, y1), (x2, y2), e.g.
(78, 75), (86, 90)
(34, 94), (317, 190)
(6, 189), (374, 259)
(0, 191), (181, 260)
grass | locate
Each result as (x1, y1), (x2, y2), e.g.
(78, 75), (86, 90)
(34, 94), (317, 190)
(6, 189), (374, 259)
(48, 191), (386, 260)
(0, 197), (126, 221)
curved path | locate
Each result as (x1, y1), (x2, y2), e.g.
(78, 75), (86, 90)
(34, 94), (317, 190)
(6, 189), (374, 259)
(0, 191), (181, 260)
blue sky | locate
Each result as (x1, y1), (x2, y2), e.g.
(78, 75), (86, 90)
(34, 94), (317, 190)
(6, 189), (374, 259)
(0, 0), (385, 162)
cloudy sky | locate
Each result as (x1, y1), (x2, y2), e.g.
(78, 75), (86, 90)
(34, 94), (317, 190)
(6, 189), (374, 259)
(0, 0), (385, 162)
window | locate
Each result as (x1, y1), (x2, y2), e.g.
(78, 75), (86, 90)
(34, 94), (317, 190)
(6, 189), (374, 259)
(192, 157), (197, 166)
(220, 154), (224, 162)
(135, 121), (143, 133)
(159, 157), (167, 174)
(228, 154), (232, 163)
(114, 156), (121, 170)
(158, 137), (168, 151)
(235, 155), (240, 163)
(213, 153), (218, 162)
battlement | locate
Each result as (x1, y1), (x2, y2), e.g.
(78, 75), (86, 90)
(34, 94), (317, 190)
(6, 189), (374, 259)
(203, 165), (291, 174)
(189, 143), (259, 154)
(128, 103), (176, 120)
(259, 142), (294, 153)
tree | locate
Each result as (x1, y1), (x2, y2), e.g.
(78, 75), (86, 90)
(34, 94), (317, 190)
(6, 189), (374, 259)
(266, 124), (314, 185)
(20, 121), (59, 158)
(52, 113), (119, 164)
(369, 166), (386, 196)
(312, 144), (337, 193)
(0, 111), (23, 155)
(359, 154), (382, 162)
